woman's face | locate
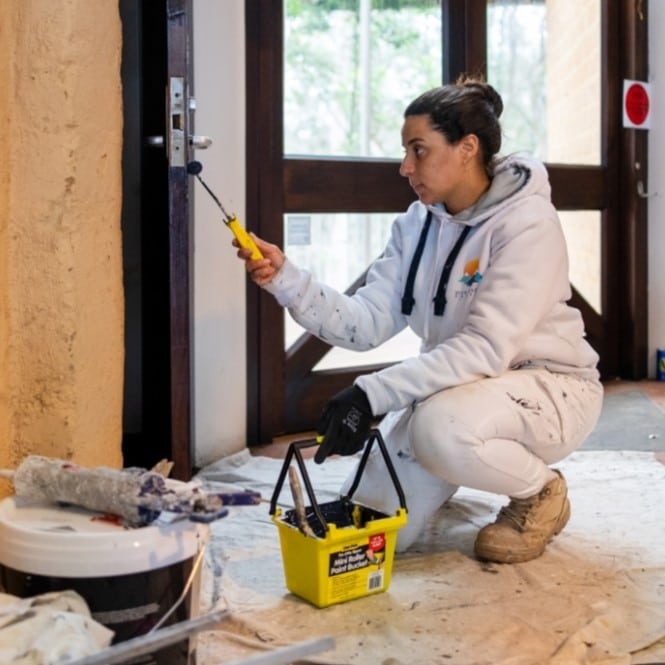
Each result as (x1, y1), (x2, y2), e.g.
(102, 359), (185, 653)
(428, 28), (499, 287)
(399, 114), (468, 209)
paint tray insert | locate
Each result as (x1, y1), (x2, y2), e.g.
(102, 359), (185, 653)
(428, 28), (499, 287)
(270, 429), (408, 608)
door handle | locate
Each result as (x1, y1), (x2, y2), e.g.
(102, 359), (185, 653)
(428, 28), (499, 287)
(190, 135), (213, 149)
(144, 135), (213, 150)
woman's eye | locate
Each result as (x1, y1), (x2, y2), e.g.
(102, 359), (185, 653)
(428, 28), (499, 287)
(402, 145), (425, 160)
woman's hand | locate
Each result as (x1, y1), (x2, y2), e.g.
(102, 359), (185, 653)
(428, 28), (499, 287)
(234, 233), (285, 286)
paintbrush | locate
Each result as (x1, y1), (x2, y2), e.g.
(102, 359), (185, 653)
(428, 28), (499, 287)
(287, 465), (316, 538)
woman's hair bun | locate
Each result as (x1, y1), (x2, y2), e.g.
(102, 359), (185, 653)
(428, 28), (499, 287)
(456, 75), (504, 119)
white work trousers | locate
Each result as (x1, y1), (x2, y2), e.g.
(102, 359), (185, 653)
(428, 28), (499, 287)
(341, 369), (604, 551)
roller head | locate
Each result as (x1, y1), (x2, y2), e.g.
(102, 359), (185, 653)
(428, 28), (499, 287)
(187, 160), (203, 175)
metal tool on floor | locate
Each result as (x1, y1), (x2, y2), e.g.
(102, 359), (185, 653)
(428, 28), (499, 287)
(187, 160), (263, 260)
(66, 611), (225, 665)
(67, 611), (334, 665)
(270, 429), (408, 608)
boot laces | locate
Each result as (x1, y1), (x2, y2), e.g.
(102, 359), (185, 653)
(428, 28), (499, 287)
(496, 496), (538, 532)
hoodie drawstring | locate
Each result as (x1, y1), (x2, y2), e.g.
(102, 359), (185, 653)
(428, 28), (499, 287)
(432, 224), (472, 316)
(401, 212), (473, 318)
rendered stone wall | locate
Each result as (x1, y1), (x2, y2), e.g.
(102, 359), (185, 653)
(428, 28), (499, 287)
(0, 0), (124, 497)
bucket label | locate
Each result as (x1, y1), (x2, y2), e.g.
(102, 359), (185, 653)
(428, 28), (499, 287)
(329, 546), (370, 576)
(328, 533), (387, 578)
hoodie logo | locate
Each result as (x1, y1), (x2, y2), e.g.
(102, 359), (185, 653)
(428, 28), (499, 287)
(459, 258), (483, 286)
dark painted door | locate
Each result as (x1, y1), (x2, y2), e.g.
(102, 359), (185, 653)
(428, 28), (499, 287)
(120, 0), (194, 480)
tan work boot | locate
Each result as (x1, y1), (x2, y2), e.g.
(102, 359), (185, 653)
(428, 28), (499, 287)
(474, 470), (570, 563)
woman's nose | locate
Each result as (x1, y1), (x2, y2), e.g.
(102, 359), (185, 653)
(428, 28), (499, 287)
(399, 156), (412, 177)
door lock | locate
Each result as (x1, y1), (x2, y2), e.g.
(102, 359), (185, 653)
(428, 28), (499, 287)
(168, 76), (186, 167)
(144, 83), (213, 157)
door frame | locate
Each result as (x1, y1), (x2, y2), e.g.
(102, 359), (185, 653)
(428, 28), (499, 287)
(165, 0), (195, 480)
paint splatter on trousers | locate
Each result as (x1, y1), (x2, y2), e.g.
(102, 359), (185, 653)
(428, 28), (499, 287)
(341, 368), (603, 551)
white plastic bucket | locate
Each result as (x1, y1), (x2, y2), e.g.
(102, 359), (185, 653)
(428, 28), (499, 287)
(0, 496), (209, 665)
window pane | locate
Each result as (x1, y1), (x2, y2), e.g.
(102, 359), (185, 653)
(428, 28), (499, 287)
(284, 212), (393, 295)
(283, 212), (422, 364)
(284, 0), (442, 159)
(559, 211), (601, 314)
(487, 0), (601, 165)
(315, 327), (421, 370)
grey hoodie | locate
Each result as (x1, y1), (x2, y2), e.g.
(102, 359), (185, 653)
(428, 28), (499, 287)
(265, 155), (600, 417)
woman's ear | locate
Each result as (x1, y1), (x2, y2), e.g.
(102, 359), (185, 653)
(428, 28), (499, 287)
(459, 134), (481, 164)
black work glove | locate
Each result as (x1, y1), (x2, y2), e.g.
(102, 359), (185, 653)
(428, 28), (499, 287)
(315, 385), (372, 464)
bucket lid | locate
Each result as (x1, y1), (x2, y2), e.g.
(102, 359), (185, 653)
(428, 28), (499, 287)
(0, 497), (209, 578)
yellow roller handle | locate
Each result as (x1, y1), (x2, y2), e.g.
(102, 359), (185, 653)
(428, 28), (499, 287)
(227, 216), (263, 260)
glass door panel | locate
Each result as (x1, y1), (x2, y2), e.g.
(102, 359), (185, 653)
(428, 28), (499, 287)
(314, 328), (421, 370)
(487, 0), (547, 158)
(559, 211), (601, 314)
(283, 212), (394, 300)
(283, 212), (422, 364)
(284, 0), (442, 159)
(283, 0), (441, 371)
(488, 0), (602, 320)
(487, 0), (601, 165)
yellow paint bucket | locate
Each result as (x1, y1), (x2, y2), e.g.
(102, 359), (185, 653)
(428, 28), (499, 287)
(270, 430), (407, 608)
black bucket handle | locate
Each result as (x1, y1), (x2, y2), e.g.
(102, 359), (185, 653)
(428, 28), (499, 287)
(269, 429), (407, 535)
